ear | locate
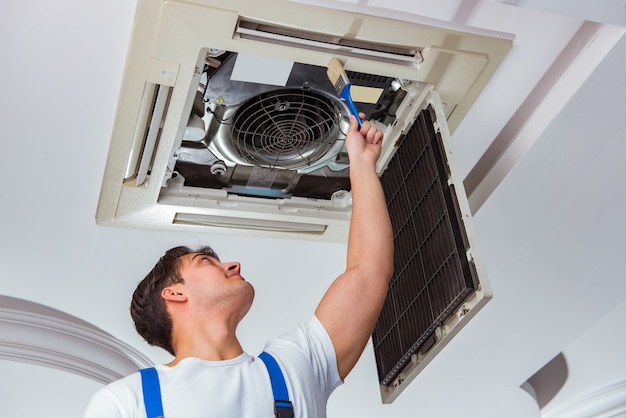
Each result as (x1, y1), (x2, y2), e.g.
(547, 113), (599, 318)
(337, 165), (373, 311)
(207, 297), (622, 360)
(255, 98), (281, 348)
(161, 286), (188, 303)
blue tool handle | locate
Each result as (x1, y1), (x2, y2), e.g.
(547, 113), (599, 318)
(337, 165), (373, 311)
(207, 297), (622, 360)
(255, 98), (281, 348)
(340, 84), (363, 128)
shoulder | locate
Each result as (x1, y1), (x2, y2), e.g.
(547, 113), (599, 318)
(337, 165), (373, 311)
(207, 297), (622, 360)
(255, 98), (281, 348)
(263, 316), (342, 398)
(83, 372), (143, 417)
(266, 315), (334, 354)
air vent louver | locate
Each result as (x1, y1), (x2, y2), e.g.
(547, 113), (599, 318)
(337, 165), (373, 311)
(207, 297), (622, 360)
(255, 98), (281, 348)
(235, 19), (423, 67)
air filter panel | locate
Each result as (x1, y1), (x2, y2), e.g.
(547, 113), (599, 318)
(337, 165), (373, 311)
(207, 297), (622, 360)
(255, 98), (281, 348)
(373, 100), (491, 403)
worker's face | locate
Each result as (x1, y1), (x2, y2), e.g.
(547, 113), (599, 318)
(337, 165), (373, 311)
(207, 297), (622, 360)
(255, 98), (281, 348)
(176, 253), (255, 318)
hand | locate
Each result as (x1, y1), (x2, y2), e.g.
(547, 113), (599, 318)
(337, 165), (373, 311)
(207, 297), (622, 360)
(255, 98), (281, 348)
(345, 113), (384, 165)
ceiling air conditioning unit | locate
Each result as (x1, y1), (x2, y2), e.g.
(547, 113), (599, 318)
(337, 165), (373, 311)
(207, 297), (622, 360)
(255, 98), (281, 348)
(96, 0), (512, 403)
(97, 0), (511, 242)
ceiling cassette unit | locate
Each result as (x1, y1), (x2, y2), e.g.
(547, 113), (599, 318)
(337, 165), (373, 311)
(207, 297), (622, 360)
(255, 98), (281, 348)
(96, 0), (512, 242)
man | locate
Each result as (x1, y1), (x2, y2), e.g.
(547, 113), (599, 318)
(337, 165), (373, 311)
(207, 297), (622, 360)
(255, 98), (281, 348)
(84, 113), (393, 417)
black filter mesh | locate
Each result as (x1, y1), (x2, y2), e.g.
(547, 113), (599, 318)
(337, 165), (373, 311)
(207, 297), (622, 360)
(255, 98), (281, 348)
(373, 105), (478, 386)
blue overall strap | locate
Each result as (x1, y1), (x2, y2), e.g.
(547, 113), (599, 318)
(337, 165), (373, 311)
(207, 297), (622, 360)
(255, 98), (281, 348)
(258, 352), (294, 418)
(139, 367), (165, 418)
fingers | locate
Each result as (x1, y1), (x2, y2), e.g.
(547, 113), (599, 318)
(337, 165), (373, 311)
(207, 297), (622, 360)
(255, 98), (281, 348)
(349, 113), (383, 144)
(348, 114), (360, 132)
(368, 129), (383, 145)
(349, 113), (369, 132)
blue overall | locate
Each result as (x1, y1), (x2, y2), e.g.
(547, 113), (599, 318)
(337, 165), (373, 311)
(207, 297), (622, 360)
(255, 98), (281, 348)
(139, 352), (294, 418)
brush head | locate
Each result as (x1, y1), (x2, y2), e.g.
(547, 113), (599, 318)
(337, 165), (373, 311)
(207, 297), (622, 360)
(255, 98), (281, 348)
(326, 58), (363, 127)
(326, 58), (350, 93)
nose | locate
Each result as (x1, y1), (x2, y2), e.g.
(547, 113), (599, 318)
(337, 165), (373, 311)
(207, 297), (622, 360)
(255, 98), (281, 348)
(223, 261), (240, 274)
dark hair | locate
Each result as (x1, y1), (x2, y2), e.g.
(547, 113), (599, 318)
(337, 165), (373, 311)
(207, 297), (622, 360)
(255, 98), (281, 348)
(130, 245), (219, 356)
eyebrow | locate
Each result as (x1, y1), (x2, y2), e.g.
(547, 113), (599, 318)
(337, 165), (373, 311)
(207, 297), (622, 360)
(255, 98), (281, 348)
(190, 253), (216, 264)
(190, 253), (205, 263)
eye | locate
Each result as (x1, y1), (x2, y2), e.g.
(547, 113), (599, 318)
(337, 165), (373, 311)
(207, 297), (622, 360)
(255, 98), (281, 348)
(199, 256), (218, 265)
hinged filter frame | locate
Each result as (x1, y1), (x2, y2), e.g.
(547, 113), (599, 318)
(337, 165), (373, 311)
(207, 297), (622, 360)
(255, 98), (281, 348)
(374, 90), (492, 404)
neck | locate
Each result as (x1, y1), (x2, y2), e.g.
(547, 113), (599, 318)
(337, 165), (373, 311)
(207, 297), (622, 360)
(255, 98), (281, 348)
(166, 321), (244, 367)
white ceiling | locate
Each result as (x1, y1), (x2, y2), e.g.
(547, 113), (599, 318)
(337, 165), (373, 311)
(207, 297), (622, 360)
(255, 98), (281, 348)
(1, 0), (626, 417)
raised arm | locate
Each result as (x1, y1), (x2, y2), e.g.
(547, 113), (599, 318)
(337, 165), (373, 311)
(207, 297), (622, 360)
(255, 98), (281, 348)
(315, 114), (394, 380)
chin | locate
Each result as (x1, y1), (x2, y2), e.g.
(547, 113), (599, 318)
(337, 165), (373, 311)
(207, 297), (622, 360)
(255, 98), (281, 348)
(242, 281), (255, 304)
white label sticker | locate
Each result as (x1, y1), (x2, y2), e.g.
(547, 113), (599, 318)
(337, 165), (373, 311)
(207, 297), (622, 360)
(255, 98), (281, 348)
(231, 53), (294, 87)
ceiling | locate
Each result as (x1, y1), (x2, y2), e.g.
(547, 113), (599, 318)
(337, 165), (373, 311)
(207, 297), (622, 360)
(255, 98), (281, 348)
(1, 0), (626, 417)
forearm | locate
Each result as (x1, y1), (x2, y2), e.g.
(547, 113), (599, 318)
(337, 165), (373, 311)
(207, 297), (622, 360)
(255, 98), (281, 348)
(346, 157), (394, 279)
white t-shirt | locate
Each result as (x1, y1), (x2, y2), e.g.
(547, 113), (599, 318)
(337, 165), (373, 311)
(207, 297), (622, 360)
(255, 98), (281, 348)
(83, 316), (342, 418)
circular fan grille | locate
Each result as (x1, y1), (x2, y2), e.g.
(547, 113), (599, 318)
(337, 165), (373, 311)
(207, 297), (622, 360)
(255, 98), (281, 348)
(232, 89), (340, 170)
